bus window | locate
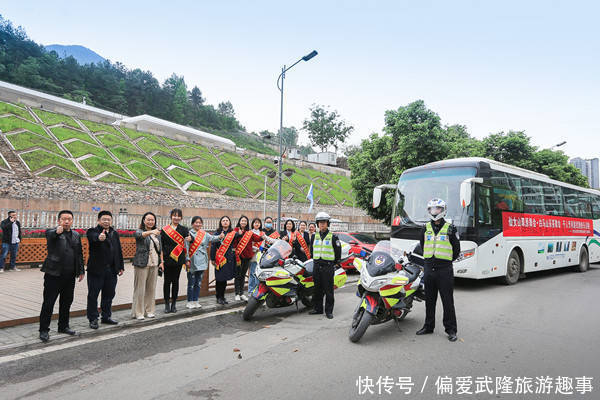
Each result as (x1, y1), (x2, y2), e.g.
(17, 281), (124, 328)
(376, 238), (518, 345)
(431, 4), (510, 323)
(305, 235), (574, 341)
(477, 186), (492, 225)
(542, 182), (564, 216)
(589, 194), (600, 219)
(491, 171), (522, 212)
(521, 178), (545, 214)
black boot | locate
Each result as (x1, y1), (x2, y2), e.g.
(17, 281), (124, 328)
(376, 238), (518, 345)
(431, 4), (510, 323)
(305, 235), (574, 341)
(164, 302), (171, 313)
(170, 301), (177, 313)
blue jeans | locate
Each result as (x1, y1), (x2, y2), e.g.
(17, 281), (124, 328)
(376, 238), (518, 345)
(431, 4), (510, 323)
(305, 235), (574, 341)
(187, 270), (204, 301)
(248, 260), (258, 295)
(0, 243), (19, 270)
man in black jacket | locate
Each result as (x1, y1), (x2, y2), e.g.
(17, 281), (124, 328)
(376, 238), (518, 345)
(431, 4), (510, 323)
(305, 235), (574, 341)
(86, 210), (124, 329)
(38, 210), (85, 342)
(1, 210), (22, 272)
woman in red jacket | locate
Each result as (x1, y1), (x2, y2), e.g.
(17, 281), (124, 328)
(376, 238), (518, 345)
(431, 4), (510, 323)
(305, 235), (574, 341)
(233, 215), (263, 301)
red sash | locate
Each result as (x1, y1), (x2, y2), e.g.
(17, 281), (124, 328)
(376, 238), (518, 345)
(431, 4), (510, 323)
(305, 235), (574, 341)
(215, 231), (236, 270)
(163, 225), (185, 262)
(261, 231), (279, 248)
(296, 232), (311, 259)
(235, 230), (253, 265)
(188, 230), (206, 258)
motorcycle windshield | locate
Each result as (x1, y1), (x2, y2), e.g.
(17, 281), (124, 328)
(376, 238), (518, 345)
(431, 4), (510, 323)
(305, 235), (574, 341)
(366, 240), (402, 277)
(260, 240), (292, 268)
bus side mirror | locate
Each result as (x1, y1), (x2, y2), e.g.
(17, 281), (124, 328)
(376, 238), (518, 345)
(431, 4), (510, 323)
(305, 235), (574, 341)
(372, 188), (382, 208)
(460, 178), (483, 208)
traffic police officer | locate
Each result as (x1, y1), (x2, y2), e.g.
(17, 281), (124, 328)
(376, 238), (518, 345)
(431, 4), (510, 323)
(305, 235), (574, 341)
(416, 198), (460, 342)
(309, 212), (341, 319)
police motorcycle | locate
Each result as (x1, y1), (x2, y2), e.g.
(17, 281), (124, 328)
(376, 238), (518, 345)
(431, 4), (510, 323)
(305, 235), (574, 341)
(242, 239), (349, 321)
(349, 240), (425, 343)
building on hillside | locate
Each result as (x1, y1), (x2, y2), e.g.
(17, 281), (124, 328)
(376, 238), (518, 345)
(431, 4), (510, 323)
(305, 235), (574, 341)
(307, 152), (337, 166)
(288, 148), (304, 160)
(570, 157), (599, 189)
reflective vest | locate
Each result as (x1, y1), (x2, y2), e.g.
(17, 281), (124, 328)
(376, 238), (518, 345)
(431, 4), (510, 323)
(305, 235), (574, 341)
(423, 222), (453, 261)
(313, 232), (335, 261)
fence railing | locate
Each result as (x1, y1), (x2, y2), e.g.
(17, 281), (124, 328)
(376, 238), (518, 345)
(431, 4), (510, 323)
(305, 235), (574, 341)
(0, 209), (388, 233)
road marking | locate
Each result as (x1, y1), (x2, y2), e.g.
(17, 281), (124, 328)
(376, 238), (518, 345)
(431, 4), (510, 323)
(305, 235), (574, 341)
(0, 306), (244, 365)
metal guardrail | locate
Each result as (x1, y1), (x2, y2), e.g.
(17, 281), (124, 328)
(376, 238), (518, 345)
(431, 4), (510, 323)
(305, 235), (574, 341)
(0, 209), (388, 234)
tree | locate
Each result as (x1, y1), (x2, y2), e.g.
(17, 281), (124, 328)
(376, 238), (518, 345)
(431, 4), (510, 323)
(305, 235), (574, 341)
(302, 105), (353, 153)
(482, 131), (536, 169)
(217, 101), (235, 118)
(278, 126), (298, 147)
(189, 86), (204, 107)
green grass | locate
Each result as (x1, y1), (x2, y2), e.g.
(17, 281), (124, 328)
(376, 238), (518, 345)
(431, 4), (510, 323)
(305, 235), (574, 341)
(33, 109), (79, 128)
(242, 176), (267, 196)
(80, 156), (129, 179)
(289, 172), (313, 190)
(218, 151), (247, 167)
(203, 174), (247, 194)
(50, 126), (95, 144)
(162, 137), (187, 146)
(281, 180), (307, 203)
(337, 176), (353, 193)
(38, 168), (83, 180)
(81, 119), (119, 134)
(120, 127), (161, 143)
(0, 102), (35, 121)
(0, 116), (49, 137)
(188, 157), (221, 175)
(20, 150), (79, 173)
(110, 146), (152, 166)
(127, 161), (170, 182)
(7, 132), (64, 154)
(316, 193), (337, 205)
(230, 165), (259, 180)
(97, 174), (133, 184)
(168, 168), (210, 188)
(172, 145), (209, 160)
(64, 140), (110, 159)
(329, 188), (353, 204)
(152, 154), (189, 170)
(147, 179), (177, 189)
(96, 134), (137, 151)
(137, 137), (169, 154)
(0, 155), (8, 170)
(248, 157), (276, 172)
(186, 183), (213, 193)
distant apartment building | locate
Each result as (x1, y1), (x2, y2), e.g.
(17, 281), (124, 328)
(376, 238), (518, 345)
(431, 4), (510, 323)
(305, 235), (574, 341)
(570, 157), (599, 189)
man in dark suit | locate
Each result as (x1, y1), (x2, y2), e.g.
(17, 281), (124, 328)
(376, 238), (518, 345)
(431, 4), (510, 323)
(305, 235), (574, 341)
(86, 210), (124, 329)
(39, 210), (85, 342)
(1, 210), (22, 272)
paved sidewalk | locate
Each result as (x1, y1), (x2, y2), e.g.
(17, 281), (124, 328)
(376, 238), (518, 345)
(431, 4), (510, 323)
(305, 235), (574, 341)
(0, 294), (245, 356)
(0, 263), (229, 327)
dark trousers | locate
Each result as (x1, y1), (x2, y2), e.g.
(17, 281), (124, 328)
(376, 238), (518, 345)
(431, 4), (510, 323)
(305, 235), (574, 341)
(0, 242), (19, 269)
(423, 265), (457, 334)
(215, 280), (227, 300)
(313, 262), (335, 314)
(234, 258), (250, 295)
(87, 268), (117, 322)
(163, 264), (182, 303)
(39, 273), (76, 332)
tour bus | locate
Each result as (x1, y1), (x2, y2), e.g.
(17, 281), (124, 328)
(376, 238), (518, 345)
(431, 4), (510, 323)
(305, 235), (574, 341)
(372, 157), (600, 284)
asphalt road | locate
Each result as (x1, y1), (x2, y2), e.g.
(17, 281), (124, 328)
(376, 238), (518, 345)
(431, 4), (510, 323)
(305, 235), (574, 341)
(1, 265), (599, 400)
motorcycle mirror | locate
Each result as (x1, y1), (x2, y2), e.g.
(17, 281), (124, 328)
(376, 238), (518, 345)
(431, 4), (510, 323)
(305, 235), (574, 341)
(278, 259), (284, 266)
(395, 263), (403, 271)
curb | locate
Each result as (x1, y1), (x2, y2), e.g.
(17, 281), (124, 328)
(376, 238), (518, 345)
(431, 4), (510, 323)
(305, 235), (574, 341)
(0, 301), (244, 357)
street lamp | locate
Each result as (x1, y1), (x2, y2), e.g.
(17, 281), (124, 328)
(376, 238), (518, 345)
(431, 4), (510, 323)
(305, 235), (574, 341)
(550, 141), (567, 150)
(276, 50), (318, 231)
(263, 170), (277, 219)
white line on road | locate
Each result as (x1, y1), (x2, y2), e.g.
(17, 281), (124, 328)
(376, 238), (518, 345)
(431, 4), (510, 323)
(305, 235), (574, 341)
(0, 306), (244, 365)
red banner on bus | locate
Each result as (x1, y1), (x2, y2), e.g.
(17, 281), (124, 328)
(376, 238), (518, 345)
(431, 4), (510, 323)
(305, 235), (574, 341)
(502, 212), (593, 237)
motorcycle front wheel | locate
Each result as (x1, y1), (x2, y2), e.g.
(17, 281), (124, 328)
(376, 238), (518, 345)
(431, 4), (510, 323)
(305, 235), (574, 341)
(301, 295), (313, 309)
(349, 306), (373, 343)
(242, 297), (262, 321)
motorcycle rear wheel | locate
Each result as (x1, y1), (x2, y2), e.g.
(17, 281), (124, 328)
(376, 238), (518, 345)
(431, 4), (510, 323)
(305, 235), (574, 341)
(242, 297), (261, 321)
(301, 296), (313, 308)
(349, 307), (373, 343)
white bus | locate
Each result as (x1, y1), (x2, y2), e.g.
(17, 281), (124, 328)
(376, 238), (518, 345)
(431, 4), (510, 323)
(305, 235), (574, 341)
(373, 157), (600, 284)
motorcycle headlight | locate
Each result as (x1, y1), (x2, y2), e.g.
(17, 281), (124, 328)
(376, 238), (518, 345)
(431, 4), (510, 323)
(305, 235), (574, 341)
(369, 278), (388, 290)
(258, 270), (275, 280)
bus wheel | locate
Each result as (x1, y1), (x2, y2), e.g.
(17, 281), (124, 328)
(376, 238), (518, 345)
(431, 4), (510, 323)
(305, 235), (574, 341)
(574, 247), (589, 273)
(502, 250), (521, 285)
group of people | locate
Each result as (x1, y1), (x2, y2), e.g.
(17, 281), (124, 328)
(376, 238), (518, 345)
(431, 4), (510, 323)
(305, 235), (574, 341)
(36, 208), (343, 342)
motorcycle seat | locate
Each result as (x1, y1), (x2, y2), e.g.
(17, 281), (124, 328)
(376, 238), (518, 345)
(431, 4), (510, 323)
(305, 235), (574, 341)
(403, 263), (421, 283)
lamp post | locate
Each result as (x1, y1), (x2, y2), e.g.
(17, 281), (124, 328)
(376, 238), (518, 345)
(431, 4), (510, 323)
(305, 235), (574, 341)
(549, 141), (567, 150)
(263, 170), (277, 220)
(276, 50), (318, 231)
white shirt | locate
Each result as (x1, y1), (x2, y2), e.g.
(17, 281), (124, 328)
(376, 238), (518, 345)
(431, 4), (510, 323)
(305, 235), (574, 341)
(11, 222), (19, 244)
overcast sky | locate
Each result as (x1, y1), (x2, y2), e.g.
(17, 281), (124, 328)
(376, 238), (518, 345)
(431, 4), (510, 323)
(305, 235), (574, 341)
(3, 1), (599, 158)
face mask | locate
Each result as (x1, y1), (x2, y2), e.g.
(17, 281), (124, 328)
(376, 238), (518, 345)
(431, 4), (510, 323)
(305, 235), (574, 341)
(265, 223), (272, 229)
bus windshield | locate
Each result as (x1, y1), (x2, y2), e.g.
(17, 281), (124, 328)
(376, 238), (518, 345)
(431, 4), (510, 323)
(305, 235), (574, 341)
(394, 167), (476, 227)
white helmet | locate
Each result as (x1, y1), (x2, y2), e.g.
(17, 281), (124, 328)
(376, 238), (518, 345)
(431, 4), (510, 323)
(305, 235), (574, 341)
(315, 211), (331, 225)
(427, 198), (447, 221)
